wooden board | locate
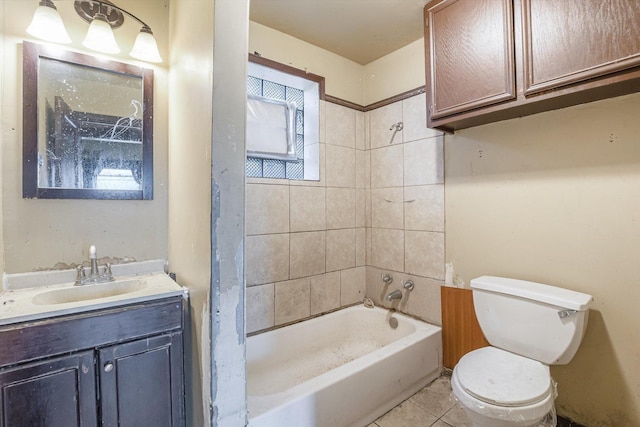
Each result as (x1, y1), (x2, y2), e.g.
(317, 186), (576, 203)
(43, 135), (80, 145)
(441, 287), (490, 368)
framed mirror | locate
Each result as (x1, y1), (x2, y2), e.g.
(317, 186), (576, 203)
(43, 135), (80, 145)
(23, 41), (154, 200)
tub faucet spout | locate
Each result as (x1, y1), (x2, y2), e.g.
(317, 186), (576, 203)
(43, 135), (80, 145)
(386, 290), (402, 301)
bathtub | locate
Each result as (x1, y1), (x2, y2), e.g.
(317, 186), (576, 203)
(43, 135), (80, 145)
(247, 305), (442, 427)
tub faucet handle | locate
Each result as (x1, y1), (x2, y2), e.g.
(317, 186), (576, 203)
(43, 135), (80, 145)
(402, 280), (414, 291)
(382, 273), (393, 285)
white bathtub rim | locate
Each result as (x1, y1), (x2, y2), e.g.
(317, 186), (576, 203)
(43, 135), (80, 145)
(247, 305), (422, 358)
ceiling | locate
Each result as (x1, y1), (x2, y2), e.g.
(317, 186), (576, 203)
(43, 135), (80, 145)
(249, 0), (429, 65)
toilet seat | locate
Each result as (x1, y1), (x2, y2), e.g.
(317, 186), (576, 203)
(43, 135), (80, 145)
(456, 347), (552, 407)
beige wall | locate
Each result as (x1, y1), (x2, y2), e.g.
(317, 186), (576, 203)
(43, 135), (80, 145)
(169, 0), (248, 425)
(363, 38), (426, 105)
(249, 22), (427, 107)
(168, 1), (213, 425)
(0, 6), (5, 277)
(1, 1), (169, 273)
(446, 93), (640, 426)
(249, 21), (364, 105)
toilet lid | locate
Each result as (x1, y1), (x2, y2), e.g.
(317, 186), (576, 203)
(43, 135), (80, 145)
(456, 347), (551, 407)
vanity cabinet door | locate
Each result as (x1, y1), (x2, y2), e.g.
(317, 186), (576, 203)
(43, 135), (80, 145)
(425, 0), (516, 121)
(0, 351), (97, 427)
(523, 0), (640, 95)
(98, 332), (185, 427)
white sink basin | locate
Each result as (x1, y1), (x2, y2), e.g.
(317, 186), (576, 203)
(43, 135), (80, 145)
(32, 279), (147, 305)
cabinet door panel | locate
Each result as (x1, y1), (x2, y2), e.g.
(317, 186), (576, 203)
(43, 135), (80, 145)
(0, 352), (97, 427)
(523, 0), (640, 95)
(99, 333), (184, 427)
(427, 0), (516, 119)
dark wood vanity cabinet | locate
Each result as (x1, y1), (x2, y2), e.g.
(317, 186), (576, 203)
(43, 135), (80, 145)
(0, 352), (97, 427)
(99, 333), (184, 427)
(425, 0), (640, 131)
(0, 297), (185, 427)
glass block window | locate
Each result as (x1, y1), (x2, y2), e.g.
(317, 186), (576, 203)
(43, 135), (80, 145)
(246, 76), (304, 180)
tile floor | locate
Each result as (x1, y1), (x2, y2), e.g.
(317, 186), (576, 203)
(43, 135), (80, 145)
(368, 374), (473, 427)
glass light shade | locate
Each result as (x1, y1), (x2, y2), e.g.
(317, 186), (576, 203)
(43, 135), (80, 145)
(130, 28), (162, 63)
(82, 14), (120, 54)
(26, 3), (71, 44)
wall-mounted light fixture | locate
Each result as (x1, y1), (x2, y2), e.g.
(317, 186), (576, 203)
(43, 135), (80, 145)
(26, 0), (162, 63)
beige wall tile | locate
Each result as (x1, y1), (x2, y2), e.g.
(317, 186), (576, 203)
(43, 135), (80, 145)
(326, 228), (356, 272)
(356, 227), (366, 267)
(326, 187), (356, 229)
(365, 189), (371, 227)
(246, 234), (289, 285)
(405, 231), (445, 280)
(310, 272), (341, 315)
(371, 187), (404, 229)
(402, 94), (442, 143)
(369, 102), (403, 149)
(356, 110), (366, 150)
(290, 231), (326, 279)
(340, 266), (366, 305)
(290, 186), (326, 232)
(275, 277), (311, 325)
(246, 283), (275, 333)
(365, 227), (372, 265)
(364, 111), (371, 150)
(356, 149), (368, 189)
(404, 184), (445, 232)
(326, 145), (356, 188)
(355, 189), (366, 228)
(404, 137), (444, 186)
(371, 228), (404, 271)
(246, 183), (289, 235)
(326, 102), (356, 148)
(399, 276), (443, 325)
(370, 144), (403, 188)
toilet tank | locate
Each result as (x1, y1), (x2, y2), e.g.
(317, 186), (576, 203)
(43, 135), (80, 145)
(471, 276), (593, 365)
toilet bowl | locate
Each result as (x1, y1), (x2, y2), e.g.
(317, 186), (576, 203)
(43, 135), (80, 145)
(452, 276), (593, 427)
(452, 347), (556, 427)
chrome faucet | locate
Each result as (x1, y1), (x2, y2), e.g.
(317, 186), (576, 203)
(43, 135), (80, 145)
(382, 273), (393, 285)
(75, 245), (114, 286)
(386, 290), (403, 301)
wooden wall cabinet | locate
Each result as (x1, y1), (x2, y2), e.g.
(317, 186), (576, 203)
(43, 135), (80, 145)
(0, 297), (186, 427)
(425, 0), (640, 131)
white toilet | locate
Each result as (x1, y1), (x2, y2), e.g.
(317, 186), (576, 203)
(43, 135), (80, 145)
(451, 276), (593, 427)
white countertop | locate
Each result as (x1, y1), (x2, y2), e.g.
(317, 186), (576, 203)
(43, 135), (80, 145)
(0, 271), (187, 326)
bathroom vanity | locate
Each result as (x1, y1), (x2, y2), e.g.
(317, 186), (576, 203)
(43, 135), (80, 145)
(0, 269), (186, 427)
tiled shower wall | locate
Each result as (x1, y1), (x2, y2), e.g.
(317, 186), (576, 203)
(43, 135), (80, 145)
(365, 94), (445, 326)
(246, 94), (445, 333)
(245, 101), (368, 333)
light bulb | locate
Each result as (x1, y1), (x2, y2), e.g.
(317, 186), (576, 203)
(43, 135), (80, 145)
(26, 0), (71, 44)
(82, 13), (120, 54)
(130, 26), (162, 63)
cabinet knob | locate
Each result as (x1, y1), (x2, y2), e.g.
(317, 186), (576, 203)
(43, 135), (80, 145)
(104, 362), (114, 372)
